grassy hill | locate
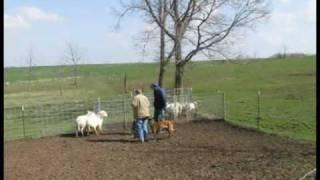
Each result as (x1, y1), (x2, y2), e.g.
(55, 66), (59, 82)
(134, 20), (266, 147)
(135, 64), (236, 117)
(4, 56), (316, 141)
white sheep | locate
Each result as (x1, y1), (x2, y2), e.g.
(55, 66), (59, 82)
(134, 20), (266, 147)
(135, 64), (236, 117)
(86, 110), (108, 136)
(185, 102), (198, 112)
(166, 102), (183, 118)
(179, 101), (198, 118)
(75, 111), (94, 137)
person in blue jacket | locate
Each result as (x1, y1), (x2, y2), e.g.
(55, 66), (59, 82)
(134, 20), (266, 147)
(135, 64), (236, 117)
(150, 83), (167, 122)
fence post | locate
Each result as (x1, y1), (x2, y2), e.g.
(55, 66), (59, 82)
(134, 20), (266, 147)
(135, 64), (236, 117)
(223, 92), (226, 121)
(21, 105), (26, 138)
(186, 88), (190, 121)
(97, 97), (101, 112)
(173, 88), (177, 121)
(257, 90), (261, 129)
(41, 105), (46, 137)
(123, 95), (127, 130)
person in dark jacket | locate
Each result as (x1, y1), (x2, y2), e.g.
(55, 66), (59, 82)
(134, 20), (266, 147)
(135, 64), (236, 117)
(150, 83), (167, 122)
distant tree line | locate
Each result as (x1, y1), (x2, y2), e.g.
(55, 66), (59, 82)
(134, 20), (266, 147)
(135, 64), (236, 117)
(269, 52), (311, 59)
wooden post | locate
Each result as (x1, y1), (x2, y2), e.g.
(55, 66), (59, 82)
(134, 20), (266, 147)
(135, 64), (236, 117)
(190, 88), (193, 102)
(257, 90), (261, 129)
(41, 105), (45, 137)
(21, 106), (26, 138)
(123, 73), (128, 130)
(223, 92), (226, 121)
(97, 98), (101, 112)
(123, 96), (127, 130)
(124, 73), (127, 94)
(173, 88), (177, 121)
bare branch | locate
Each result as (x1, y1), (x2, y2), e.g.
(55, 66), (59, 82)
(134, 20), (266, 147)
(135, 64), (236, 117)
(63, 42), (84, 88)
(115, 0), (270, 88)
(180, 0), (270, 65)
(145, 0), (176, 40)
(114, 0), (148, 30)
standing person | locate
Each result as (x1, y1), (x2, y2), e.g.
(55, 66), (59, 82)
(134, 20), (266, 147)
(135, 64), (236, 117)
(150, 83), (167, 122)
(131, 89), (150, 143)
(131, 100), (138, 139)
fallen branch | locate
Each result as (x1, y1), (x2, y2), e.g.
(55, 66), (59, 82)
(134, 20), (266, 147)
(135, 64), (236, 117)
(298, 168), (316, 180)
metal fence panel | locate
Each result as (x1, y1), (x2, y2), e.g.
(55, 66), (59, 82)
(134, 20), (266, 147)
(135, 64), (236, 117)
(4, 88), (225, 141)
(192, 93), (225, 121)
(4, 107), (24, 141)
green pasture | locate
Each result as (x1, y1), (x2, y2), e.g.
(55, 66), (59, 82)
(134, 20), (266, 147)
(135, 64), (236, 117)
(4, 56), (316, 141)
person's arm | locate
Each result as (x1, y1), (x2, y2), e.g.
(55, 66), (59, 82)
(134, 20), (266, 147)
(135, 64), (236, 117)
(153, 90), (157, 106)
(132, 96), (138, 108)
(159, 89), (166, 103)
(146, 98), (150, 108)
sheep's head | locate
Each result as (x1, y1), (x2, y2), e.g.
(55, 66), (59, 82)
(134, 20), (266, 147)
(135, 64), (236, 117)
(87, 111), (94, 115)
(193, 101), (198, 107)
(98, 110), (108, 118)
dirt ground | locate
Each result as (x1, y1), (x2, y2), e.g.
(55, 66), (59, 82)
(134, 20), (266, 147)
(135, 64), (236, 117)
(4, 120), (316, 180)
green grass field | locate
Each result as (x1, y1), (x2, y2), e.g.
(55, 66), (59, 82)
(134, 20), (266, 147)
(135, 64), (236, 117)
(4, 56), (316, 141)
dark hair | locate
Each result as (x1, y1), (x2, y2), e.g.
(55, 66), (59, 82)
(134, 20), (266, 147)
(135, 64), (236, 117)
(135, 89), (142, 94)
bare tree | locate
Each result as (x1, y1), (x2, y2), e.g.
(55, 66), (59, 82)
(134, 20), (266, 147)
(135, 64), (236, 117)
(64, 42), (83, 88)
(145, 0), (270, 88)
(54, 64), (68, 96)
(157, 0), (177, 87)
(117, 0), (270, 88)
(116, 0), (175, 88)
(26, 47), (35, 91)
(158, 0), (166, 87)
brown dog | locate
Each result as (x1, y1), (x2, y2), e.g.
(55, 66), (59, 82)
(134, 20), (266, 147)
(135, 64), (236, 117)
(149, 119), (176, 139)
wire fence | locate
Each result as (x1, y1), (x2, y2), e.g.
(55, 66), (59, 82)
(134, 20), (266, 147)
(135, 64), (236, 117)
(4, 101), (94, 141)
(4, 88), (225, 141)
(225, 90), (316, 141)
(5, 88), (314, 142)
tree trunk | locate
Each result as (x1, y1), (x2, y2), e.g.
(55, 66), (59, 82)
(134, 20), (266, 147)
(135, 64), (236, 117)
(74, 65), (78, 88)
(174, 30), (183, 88)
(175, 63), (184, 88)
(158, 63), (165, 87)
(173, 0), (184, 89)
(158, 0), (166, 87)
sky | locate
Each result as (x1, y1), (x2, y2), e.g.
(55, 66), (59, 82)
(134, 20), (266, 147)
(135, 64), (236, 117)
(4, 0), (316, 67)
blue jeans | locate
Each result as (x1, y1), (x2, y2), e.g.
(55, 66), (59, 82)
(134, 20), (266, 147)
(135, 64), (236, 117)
(132, 120), (139, 138)
(154, 108), (165, 122)
(136, 118), (149, 142)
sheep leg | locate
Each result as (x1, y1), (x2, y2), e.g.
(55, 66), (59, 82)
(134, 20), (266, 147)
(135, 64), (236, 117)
(80, 127), (84, 136)
(86, 126), (91, 136)
(76, 125), (80, 137)
(98, 125), (103, 134)
(94, 127), (98, 136)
